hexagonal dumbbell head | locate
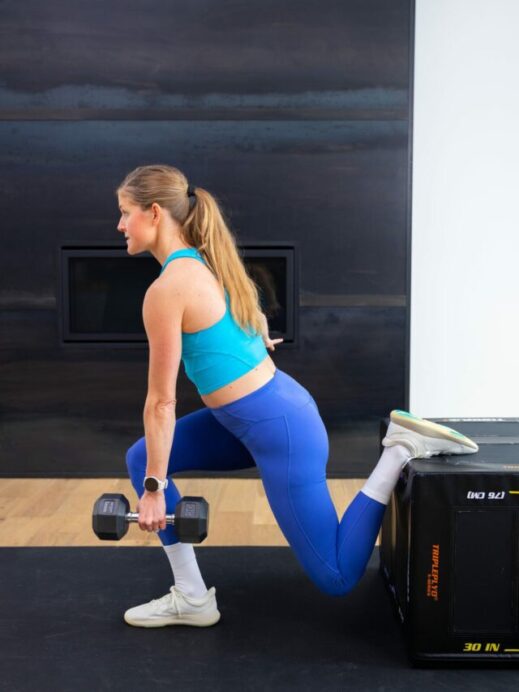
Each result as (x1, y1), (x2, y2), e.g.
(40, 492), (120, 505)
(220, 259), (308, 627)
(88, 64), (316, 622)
(175, 496), (209, 543)
(92, 493), (130, 541)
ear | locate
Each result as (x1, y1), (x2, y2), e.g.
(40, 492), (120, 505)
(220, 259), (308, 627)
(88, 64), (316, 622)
(150, 201), (162, 224)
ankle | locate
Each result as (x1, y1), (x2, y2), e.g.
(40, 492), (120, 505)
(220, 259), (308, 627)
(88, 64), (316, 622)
(385, 443), (413, 467)
(177, 586), (211, 602)
(163, 543), (208, 599)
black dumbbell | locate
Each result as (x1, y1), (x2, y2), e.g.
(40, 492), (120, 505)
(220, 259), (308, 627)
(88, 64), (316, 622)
(92, 493), (209, 543)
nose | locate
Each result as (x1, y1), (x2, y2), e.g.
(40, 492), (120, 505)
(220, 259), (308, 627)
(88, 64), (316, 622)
(117, 217), (125, 232)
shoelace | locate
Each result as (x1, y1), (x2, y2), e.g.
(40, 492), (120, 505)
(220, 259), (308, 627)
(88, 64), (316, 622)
(150, 587), (180, 614)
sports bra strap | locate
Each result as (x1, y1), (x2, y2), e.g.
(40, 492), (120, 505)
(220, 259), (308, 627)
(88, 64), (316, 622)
(160, 248), (206, 275)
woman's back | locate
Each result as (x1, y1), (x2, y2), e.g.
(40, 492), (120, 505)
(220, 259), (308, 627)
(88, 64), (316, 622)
(158, 248), (268, 396)
(159, 250), (227, 335)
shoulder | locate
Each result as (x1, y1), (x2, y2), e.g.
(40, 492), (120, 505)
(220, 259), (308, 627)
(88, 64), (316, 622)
(157, 256), (207, 288)
(143, 271), (189, 326)
(152, 257), (199, 294)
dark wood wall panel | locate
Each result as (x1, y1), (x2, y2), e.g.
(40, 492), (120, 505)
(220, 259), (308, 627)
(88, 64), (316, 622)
(1, 120), (408, 303)
(0, 0), (413, 477)
(1, 0), (410, 119)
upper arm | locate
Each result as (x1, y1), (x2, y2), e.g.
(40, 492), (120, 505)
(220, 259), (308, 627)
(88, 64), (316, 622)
(259, 312), (269, 337)
(142, 281), (184, 410)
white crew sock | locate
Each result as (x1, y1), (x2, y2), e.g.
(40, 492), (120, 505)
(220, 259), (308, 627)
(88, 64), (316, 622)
(361, 444), (412, 505)
(163, 543), (208, 598)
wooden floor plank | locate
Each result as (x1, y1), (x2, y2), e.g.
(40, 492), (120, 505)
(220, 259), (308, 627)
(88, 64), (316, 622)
(0, 478), (380, 547)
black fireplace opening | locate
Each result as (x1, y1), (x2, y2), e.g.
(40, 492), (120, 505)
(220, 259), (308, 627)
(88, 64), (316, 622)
(58, 243), (298, 346)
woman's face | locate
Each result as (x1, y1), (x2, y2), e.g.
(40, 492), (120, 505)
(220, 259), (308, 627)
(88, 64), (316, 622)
(117, 193), (152, 254)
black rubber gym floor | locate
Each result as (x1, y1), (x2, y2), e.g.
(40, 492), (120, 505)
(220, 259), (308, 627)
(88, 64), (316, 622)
(1, 547), (518, 691)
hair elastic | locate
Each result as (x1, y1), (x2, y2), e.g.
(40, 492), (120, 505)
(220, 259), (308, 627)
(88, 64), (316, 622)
(187, 184), (197, 210)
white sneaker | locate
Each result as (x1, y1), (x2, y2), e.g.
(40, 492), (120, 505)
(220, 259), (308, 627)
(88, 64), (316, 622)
(382, 409), (479, 459)
(124, 586), (221, 628)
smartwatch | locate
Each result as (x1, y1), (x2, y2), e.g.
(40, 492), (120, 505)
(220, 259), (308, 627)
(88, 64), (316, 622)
(143, 476), (169, 492)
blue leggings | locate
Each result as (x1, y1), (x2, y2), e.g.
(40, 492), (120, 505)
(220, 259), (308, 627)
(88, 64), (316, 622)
(126, 369), (386, 596)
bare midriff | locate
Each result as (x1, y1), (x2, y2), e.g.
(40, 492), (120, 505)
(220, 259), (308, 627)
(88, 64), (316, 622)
(201, 354), (277, 409)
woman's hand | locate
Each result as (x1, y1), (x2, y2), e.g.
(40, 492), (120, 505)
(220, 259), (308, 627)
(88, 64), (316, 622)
(259, 313), (283, 351)
(136, 491), (167, 532)
(263, 335), (284, 351)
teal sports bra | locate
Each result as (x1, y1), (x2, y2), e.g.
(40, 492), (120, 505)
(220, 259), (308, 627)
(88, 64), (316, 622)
(160, 248), (268, 395)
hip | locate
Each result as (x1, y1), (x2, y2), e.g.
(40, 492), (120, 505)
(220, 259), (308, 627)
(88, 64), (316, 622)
(208, 369), (328, 463)
(208, 368), (321, 435)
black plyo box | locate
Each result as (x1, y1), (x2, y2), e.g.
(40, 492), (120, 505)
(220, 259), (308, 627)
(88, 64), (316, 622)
(379, 418), (519, 663)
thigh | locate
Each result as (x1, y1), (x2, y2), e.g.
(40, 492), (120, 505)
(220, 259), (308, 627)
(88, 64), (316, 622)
(168, 407), (256, 474)
(242, 403), (344, 590)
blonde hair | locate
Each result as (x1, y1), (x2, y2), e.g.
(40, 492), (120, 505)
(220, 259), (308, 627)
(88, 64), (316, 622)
(116, 164), (264, 336)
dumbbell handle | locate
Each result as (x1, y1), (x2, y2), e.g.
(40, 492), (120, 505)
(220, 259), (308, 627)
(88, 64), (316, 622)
(126, 512), (176, 525)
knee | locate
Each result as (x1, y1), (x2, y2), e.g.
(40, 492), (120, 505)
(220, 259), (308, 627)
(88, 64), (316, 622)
(125, 437), (146, 481)
(311, 569), (357, 598)
(321, 581), (357, 597)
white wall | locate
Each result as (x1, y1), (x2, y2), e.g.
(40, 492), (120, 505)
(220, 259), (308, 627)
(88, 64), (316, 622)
(410, 0), (519, 417)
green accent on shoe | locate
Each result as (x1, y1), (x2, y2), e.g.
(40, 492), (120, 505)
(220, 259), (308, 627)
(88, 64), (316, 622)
(394, 409), (420, 420)
(448, 428), (465, 438)
(393, 411), (470, 441)
(389, 410), (478, 451)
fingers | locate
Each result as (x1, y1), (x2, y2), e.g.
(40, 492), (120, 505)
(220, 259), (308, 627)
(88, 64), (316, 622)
(138, 516), (166, 532)
(137, 495), (166, 532)
(138, 519), (157, 532)
(267, 338), (284, 351)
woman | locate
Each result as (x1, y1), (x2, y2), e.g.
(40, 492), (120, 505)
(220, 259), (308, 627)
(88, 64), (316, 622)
(117, 164), (478, 628)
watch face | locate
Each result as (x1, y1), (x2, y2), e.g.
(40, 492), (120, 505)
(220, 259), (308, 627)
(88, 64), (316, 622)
(144, 477), (159, 492)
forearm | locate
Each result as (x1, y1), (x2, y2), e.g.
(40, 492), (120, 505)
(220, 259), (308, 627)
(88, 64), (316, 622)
(142, 404), (176, 480)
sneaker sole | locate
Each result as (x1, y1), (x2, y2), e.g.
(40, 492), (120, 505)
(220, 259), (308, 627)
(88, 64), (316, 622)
(390, 409), (478, 452)
(124, 610), (221, 628)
